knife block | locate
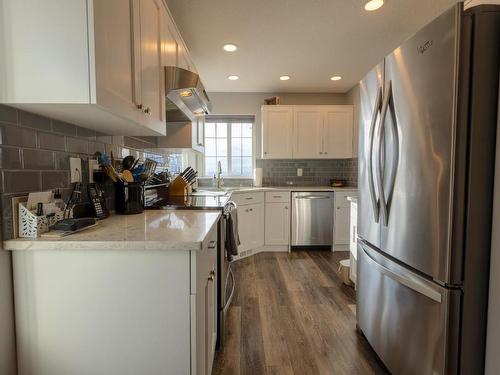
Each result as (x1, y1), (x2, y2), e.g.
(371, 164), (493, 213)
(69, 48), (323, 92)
(168, 175), (188, 196)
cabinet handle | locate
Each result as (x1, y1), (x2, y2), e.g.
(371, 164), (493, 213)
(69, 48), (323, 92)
(337, 206), (340, 209)
(272, 195), (282, 198)
(143, 107), (151, 115)
(249, 208), (253, 212)
(325, 152), (328, 154)
(208, 240), (216, 249)
(319, 152), (323, 155)
(284, 206), (288, 210)
(136, 104), (143, 110)
(208, 269), (216, 281)
(264, 151), (268, 155)
(245, 197), (253, 200)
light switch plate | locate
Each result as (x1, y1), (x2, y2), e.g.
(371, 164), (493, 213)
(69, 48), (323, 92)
(297, 168), (303, 177)
(70, 157), (82, 183)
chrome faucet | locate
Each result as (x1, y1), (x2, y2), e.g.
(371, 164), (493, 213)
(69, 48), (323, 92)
(216, 161), (223, 189)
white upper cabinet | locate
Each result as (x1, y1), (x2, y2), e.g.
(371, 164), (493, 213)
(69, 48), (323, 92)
(293, 107), (323, 158)
(322, 106), (353, 159)
(262, 105), (354, 159)
(135, 0), (164, 131)
(262, 106), (294, 159)
(0, 0), (198, 136)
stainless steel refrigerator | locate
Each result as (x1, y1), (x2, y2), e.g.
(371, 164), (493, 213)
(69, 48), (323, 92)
(357, 4), (500, 375)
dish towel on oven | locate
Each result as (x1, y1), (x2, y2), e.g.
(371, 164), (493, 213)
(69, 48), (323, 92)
(225, 202), (240, 261)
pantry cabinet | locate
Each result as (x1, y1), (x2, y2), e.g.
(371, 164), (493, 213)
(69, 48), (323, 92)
(262, 105), (354, 159)
(0, 0), (197, 136)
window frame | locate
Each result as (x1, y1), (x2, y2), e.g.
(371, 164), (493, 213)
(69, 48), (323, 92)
(203, 116), (255, 178)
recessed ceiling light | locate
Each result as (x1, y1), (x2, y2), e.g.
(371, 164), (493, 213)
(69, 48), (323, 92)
(280, 75), (291, 81)
(223, 43), (238, 52)
(330, 76), (342, 81)
(364, 0), (384, 11)
(228, 75), (240, 80)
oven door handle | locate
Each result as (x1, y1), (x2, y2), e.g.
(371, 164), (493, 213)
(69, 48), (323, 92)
(223, 265), (235, 313)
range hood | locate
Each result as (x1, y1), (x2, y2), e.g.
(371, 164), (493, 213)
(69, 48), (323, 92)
(165, 66), (211, 123)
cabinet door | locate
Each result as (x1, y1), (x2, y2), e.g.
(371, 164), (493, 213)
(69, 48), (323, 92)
(94, 0), (142, 124)
(265, 203), (290, 245)
(238, 204), (264, 252)
(262, 106), (293, 159)
(250, 203), (265, 249)
(160, 6), (177, 67)
(138, 0), (165, 134)
(293, 107), (323, 158)
(323, 106), (354, 159)
(335, 205), (351, 245)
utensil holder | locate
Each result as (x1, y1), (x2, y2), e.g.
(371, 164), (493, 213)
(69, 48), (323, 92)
(115, 182), (144, 215)
(168, 175), (189, 197)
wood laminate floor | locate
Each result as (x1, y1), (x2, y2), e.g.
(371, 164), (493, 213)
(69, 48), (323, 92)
(213, 250), (389, 375)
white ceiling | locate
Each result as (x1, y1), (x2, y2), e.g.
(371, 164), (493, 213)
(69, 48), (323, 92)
(166, 0), (459, 93)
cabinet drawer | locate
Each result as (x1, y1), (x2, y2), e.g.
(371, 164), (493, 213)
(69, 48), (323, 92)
(232, 192), (264, 206)
(265, 191), (290, 203)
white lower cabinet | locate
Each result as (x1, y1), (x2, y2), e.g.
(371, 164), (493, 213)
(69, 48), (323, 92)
(192, 230), (217, 375)
(12, 225), (218, 375)
(334, 190), (357, 251)
(264, 191), (291, 247)
(238, 203), (265, 253)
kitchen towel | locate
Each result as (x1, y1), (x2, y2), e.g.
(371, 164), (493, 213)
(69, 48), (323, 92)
(225, 201), (240, 260)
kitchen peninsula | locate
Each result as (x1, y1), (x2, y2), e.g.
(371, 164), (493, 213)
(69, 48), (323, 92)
(3, 210), (221, 375)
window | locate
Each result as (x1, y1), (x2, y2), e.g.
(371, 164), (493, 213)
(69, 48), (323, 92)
(204, 117), (254, 177)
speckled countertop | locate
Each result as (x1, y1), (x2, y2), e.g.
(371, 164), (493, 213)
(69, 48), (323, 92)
(3, 210), (220, 252)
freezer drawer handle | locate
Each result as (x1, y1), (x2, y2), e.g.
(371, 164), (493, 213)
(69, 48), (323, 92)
(362, 246), (442, 303)
(368, 86), (382, 222)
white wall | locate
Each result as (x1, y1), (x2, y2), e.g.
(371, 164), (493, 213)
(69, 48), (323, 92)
(207, 92), (349, 159)
(485, 97), (500, 375)
(0, 249), (16, 374)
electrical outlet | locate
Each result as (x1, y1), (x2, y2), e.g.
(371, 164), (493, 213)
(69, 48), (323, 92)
(70, 157), (82, 183)
(297, 168), (303, 177)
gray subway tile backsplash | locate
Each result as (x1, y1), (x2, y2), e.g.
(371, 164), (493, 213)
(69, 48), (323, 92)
(3, 171), (41, 193)
(0, 147), (22, 169)
(0, 106), (175, 240)
(18, 111), (51, 131)
(38, 132), (66, 151)
(41, 171), (69, 190)
(257, 158), (358, 187)
(52, 120), (77, 136)
(66, 137), (89, 154)
(23, 149), (55, 170)
(0, 105), (17, 124)
(0, 123), (37, 148)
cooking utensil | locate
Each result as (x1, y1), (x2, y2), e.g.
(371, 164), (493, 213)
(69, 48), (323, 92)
(122, 170), (134, 182)
(122, 155), (135, 171)
(141, 159), (158, 182)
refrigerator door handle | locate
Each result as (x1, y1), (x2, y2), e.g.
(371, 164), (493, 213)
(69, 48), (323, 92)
(384, 80), (399, 220)
(376, 83), (391, 226)
(368, 86), (383, 223)
(361, 244), (442, 303)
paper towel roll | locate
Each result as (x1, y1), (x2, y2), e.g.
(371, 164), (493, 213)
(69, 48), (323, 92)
(253, 168), (263, 187)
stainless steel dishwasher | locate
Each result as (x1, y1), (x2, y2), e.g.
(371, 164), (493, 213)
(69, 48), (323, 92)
(291, 192), (334, 246)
